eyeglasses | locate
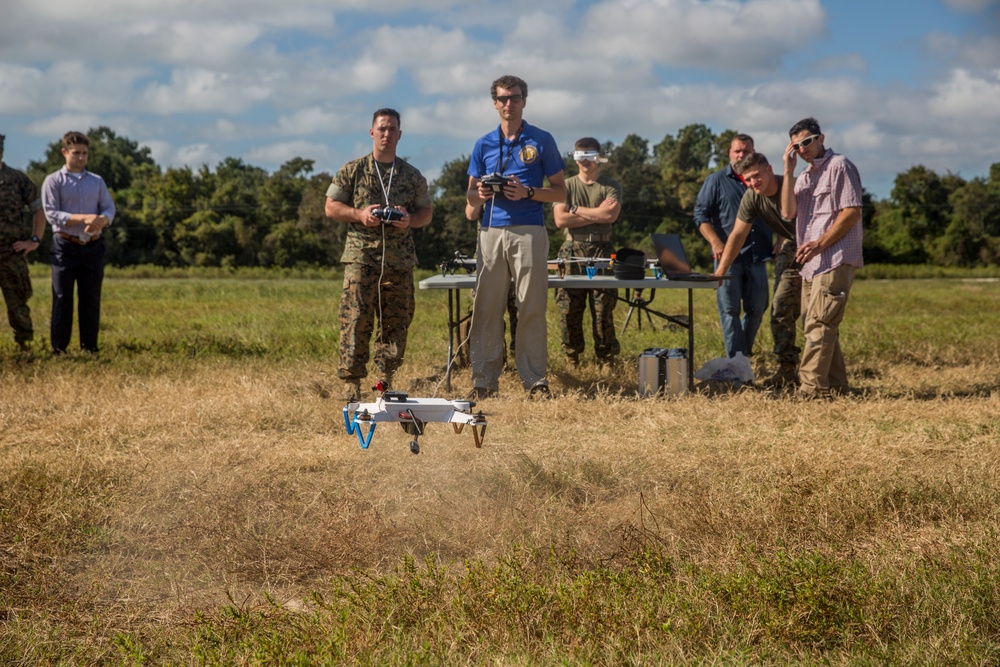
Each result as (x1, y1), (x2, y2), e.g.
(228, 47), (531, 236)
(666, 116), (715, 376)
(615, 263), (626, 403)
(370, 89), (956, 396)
(792, 134), (820, 152)
(494, 94), (524, 105)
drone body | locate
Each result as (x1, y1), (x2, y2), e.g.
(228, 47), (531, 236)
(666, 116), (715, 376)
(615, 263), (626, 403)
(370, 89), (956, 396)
(344, 388), (487, 455)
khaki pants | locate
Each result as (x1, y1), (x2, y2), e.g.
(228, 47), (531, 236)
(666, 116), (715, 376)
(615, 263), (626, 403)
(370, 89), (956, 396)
(471, 225), (549, 391)
(799, 264), (856, 394)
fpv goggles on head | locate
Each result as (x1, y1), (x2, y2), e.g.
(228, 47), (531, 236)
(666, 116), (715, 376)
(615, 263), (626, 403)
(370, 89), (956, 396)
(573, 150), (607, 163)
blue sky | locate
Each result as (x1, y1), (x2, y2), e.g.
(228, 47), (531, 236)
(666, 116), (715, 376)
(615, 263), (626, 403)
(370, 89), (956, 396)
(2, 0), (999, 199)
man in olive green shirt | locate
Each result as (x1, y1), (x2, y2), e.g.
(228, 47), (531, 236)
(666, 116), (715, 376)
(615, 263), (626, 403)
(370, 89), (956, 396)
(552, 137), (623, 366)
(714, 151), (802, 387)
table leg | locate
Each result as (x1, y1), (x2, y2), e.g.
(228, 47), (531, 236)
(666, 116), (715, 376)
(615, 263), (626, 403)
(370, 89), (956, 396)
(687, 288), (695, 389)
(445, 287), (457, 392)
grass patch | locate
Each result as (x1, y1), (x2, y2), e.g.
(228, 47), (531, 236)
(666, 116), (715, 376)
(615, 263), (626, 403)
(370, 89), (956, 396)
(1, 269), (998, 664)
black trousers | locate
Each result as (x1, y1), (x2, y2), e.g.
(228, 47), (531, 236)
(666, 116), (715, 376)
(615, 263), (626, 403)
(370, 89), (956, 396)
(50, 235), (105, 352)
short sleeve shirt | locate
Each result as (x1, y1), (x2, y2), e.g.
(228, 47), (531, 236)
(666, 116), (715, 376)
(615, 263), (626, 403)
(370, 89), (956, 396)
(327, 154), (431, 270)
(563, 174), (622, 240)
(736, 174), (796, 241)
(794, 149), (864, 279)
(694, 165), (773, 263)
(468, 121), (564, 228)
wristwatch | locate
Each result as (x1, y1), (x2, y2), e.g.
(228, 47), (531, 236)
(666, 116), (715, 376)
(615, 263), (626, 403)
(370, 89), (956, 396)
(30, 235), (40, 243)
(525, 186), (535, 200)
(570, 205), (578, 215)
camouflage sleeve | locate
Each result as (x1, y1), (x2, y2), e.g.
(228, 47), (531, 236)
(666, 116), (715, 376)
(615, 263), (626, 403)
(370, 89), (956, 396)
(413, 173), (431, 209)
(327, 162), (357, 205)
(326, 181), (350, 203)
(21, 173), (40, 210)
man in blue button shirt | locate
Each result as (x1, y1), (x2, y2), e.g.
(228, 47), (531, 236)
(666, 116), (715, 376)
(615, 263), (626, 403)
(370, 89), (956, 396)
(466, 75), (566, 399)
(694, 133), (771, 360)
(41, 131), (115, 354)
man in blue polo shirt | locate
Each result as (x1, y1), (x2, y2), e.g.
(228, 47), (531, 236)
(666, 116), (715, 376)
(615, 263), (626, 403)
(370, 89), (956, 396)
(466, 75), (566, 399)
(694, 134), (773, 361)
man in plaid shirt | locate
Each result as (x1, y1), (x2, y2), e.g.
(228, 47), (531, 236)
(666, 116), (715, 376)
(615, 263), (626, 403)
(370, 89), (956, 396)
(780, 118), (864, 398)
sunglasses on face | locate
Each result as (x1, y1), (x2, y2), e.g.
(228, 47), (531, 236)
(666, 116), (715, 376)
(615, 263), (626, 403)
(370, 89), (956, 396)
(792, 134), (820, 152)
(494, 94), (524, 105)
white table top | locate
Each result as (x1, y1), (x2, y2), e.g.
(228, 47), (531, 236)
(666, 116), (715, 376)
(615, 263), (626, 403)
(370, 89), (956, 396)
(420, 273), (722, 290)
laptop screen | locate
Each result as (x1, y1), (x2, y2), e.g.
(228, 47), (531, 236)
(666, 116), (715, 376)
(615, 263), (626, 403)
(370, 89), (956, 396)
(650, 233), (693, 277)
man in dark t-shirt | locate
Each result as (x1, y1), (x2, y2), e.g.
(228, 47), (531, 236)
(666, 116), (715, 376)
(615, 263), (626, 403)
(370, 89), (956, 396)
(714, 152), (802, 388)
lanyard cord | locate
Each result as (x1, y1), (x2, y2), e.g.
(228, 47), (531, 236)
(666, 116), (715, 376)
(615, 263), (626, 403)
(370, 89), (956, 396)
(486, 123), (523, 229)
(495, 123), (522, 175)
(374, 156), (395, 206)
(372, 155), (395, 349)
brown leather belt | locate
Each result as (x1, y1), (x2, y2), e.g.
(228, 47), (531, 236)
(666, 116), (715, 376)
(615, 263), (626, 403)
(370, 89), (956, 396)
(56, 231), (100, 245)
(568, 233), (611, 243)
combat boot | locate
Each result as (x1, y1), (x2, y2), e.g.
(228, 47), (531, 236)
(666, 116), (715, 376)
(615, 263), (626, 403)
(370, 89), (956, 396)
(342, 379), (362, 402)
(762, 364), (799, 390)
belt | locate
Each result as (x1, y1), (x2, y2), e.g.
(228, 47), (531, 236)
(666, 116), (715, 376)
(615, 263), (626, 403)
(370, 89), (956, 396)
(56, 231), (100, 245)
(568, 233), (611, 243)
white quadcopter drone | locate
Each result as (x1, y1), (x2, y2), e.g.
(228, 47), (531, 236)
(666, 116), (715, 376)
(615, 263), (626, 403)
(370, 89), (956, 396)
(344, 381), (487, 455)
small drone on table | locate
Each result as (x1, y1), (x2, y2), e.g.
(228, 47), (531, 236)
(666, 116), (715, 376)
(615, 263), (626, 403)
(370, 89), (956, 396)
(439, 251), (477, 276)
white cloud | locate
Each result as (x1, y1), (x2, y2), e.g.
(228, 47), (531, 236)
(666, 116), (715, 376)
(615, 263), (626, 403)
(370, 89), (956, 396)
(172, 143), (221, 169)
(2, 0), (1000, 199)
(581, 0), (827, 72)
(23, 113), (106, 138)
(139, 69), (275, 114)
(244, 140), (336, 168)
(0, 65), (46, 114)
(924, 31), (1000, 69)
(275, 107), (352, 136)
(927, 68), (1000, 122)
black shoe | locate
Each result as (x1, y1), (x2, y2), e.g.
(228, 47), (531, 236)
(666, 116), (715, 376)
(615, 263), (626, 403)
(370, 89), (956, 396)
(529, 382), (551, 400)
(467, 387), (497, 400)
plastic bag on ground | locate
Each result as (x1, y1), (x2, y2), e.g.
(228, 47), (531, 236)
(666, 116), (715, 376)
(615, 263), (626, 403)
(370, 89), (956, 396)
(694, 352), (755, 383)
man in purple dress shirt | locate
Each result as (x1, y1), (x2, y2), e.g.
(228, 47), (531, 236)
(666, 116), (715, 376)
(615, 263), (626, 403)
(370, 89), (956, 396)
(41, 131), (115, 354)
(780, 118), (864, 398)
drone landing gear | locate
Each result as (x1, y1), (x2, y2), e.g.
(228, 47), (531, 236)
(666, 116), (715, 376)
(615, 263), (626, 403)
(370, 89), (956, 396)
(452, 411), (487, 448)
(344, 408), (376, 450)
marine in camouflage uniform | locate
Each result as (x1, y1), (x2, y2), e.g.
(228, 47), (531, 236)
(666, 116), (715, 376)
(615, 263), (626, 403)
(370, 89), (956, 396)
(0, 135), (46, 348)
(553, 142), (622, 366)
(325, 110), (433, 399)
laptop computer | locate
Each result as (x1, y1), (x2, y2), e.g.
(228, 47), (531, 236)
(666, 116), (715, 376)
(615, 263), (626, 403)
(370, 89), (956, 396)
(650, 233), (723, 282)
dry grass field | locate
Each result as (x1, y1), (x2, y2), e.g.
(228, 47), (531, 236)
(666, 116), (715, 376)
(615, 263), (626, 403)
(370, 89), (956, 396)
(1, 271), (999, 665)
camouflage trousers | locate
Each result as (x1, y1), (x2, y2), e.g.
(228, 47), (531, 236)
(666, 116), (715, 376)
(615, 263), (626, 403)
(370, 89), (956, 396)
(0, 252), (34, 344)
(554, 240), (620, 362)
(338, 262), (414, 383)
(771, 238), (802, 367)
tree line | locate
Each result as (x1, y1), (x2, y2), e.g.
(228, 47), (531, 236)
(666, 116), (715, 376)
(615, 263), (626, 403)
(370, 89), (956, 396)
(21, 126), (1000, 270)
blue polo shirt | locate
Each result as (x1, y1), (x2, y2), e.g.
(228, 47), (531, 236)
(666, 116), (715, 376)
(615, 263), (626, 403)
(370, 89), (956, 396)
(468, 121), (564, 228)
(693, 165), (772, 263)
